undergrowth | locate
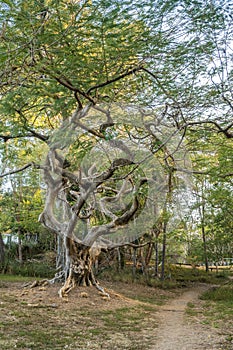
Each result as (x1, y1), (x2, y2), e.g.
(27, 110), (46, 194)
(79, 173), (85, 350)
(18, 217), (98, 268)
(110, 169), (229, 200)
(200, 283), (233, 302)
(97, 265), (231, 289)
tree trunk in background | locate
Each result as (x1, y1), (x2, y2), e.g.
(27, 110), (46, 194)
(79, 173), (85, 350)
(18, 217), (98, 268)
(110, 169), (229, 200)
(117, 247), (125, 271)
(201, 223), (209, 272)
(199, 182), (209, 272)
(145, 242), (153, 267)
(18, 232), (23, 264)
(132, 247), (137, 280)
(154, 240), (159, 277)
(160, 172), (172, 281)
(0, 233), (5, 265)
(160, 222), (167, 281)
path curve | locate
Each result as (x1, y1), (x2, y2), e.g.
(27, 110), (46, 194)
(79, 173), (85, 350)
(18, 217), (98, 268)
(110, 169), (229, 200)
(150, 284), (225, 350)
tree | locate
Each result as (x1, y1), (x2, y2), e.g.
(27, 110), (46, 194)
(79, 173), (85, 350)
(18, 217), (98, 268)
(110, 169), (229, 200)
(1, 0), (232, 295)
(0, 233), (5, 266)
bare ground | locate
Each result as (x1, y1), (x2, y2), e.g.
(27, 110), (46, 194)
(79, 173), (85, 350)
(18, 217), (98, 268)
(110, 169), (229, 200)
(0, 279), (232, 349)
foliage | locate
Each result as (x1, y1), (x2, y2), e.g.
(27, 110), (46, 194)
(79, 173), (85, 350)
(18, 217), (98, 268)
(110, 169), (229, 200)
(4, 259), (55, 278)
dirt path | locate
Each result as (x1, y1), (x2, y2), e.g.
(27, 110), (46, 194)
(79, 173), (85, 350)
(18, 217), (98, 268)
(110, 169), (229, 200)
(151, 284), (225, 350)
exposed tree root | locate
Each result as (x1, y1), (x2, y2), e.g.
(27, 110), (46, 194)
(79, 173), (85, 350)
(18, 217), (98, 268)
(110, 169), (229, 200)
(23, 275), (110, 299)
(22, 279), (49, 289)
(48, 270), (66, 284)
(94, 283), (110, 298)
(58, 267), (110, 298)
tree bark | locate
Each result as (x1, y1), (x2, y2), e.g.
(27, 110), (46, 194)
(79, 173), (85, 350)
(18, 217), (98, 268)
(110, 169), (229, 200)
(58, 238), (101, 297)
(154, 240), (159, 277)
(132, 247), (137, 280)
(198, 182), (209, 272)
(18, 231), (23, 264)
(145, 242), (153, 266)
(201, 222), (209, 272)
(160, 223), (167, 281)
(117, 247), (125, 271)
(0, 233), (5, 266)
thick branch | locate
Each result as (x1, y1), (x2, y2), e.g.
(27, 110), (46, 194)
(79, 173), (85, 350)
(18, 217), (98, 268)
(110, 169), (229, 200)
(86, 66), (143, 94)
(54, 76), (95, 104)
(0, 163), (34, 178)
(114, 196), (139, 226)
(0, 133), (48, 142)
(23, 127), (49, 142)
(185, 120), (233, 138)
(74, 91), (83, 109)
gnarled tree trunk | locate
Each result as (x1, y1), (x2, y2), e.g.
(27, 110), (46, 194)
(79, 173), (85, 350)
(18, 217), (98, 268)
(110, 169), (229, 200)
(58, 238), (103, 297)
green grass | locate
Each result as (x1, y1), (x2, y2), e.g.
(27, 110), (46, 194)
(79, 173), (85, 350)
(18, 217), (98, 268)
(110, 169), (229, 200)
(185, 301), (200, 317)
(186, 282), (233, 349)
(200, 284), (233, 302)
(129, 293), (168, 305)
(0, 274), (39, 282)
(200, 283), (233, 328)
(79, 305), (157, 333)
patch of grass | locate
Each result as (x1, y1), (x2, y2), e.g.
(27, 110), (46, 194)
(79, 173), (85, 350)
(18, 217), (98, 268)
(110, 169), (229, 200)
(167, 265), (231, 285)
(155, 280), (184, 289)
(185, 301), (201, 317)
(89, 328), (103, 336)
(200, 284), (233, 302)
(187, 302), (195, 308)
(0, 274), (38, 283)
(186, 308), (199, 317)
(0, 280), (162, 350)
(82, 306), (151, 333)
(193, 282), (233, 348)
(129, 292), (168, 305)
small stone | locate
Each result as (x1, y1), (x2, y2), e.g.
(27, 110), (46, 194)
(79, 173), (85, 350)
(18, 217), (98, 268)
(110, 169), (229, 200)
(80, 292), (88, 298)
(20, 291), (29, 296)
(48, 303), (58, 308)
(27, 303), (40, 307)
